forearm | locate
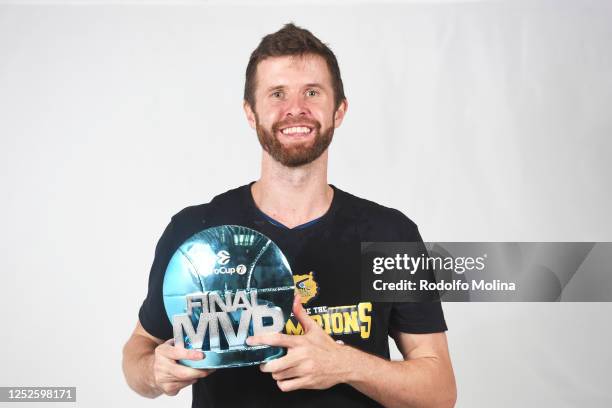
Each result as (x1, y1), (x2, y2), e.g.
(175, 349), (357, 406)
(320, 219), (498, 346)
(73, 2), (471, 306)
(122, 335), (162, 399)
(340, 346), (456, 408)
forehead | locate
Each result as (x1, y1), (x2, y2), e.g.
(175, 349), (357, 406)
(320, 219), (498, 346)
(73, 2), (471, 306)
(255, 54), (332, 91)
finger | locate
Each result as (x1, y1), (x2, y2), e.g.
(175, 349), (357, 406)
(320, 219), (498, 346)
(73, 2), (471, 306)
(259, 355), (298, 373)
(277, 377), (308, 392)
(168, 363), (214, 381)
(247, 332), (299, 348)
(271, 366), (301, 381)
(173, 378), (198, 387)
(161, 379), (197, 396)
(292, 295), (317, 332)
(158, 343), (205, 361)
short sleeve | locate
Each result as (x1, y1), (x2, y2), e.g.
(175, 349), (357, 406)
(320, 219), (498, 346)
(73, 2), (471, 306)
(138, 218), (177, 341)
(389, 301), (447, 333)
(389, 215), (448, 334)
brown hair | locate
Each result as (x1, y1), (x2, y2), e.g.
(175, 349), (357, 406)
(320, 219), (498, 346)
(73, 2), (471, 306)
(244, 23), (346, 111)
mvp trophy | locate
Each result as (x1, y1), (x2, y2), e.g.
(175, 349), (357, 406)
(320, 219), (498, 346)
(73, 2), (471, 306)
(162, 225), (295, 369)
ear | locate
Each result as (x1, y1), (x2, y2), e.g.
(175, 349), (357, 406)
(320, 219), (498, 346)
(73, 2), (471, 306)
(243, 100), (257, 130)
(333, 98), (348, 128)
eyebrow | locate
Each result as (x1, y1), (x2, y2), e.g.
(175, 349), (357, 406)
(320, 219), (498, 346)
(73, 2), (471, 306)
(264, 83), (325, 93)
(265, 85), (286, 93)
(304, 83), (324, 89)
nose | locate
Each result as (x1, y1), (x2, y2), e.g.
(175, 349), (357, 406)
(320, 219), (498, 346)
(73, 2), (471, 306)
(284, 93), (309, 118)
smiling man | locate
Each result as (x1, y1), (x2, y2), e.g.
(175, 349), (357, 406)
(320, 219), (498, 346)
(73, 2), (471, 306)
(122, 23), (456, 408)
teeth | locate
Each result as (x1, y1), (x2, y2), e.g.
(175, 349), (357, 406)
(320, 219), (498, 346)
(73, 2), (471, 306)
(281, 126), (311, 135)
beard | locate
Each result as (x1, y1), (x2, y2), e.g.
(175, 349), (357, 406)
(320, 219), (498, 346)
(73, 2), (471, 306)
(255, 114), (334, 167)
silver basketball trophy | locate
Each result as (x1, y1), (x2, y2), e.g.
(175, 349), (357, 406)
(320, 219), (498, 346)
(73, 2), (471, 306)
(162, 225), (295, 369)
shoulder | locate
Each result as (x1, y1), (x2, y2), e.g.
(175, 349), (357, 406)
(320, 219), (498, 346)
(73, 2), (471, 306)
(165, 184), (249, 238)
(333, 186), (420, 241)
(172, 184), (246, 219)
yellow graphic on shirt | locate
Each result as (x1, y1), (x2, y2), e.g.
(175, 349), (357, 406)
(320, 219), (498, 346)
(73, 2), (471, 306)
(285, 302), (372, 339)
(294, 272), (319, 304)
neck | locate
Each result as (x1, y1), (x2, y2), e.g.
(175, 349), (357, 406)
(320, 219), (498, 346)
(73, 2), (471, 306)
(251, 150), (333, 228)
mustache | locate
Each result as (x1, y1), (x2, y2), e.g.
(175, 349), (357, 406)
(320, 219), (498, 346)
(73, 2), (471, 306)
(272, 118), (321, 133)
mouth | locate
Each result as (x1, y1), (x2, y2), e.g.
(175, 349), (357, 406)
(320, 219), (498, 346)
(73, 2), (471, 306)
(278, 125), (314, 137)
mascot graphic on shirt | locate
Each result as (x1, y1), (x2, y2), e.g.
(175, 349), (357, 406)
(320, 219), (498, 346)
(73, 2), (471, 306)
(294, 272), (319, 304)
(288, 272), (373, 340)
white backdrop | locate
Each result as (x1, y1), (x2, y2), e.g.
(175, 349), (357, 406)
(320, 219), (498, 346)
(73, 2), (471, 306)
(1, 1), (611, 407)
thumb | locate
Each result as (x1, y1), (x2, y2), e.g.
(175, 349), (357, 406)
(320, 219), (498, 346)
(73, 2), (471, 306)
(292, 294), (317, 332)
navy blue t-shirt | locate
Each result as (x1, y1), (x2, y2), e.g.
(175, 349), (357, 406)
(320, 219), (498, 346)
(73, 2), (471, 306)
(139, 182), (447, 408)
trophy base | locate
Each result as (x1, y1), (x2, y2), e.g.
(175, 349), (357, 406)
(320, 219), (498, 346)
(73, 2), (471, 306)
(179, 345), (286, 369)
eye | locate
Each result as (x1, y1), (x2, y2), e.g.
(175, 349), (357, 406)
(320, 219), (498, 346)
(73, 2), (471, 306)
(306, 89), (319, 97)
(271, 91), (284, 98)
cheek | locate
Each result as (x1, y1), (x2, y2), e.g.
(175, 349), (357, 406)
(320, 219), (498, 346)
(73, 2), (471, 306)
(254, 108), (275, 127)
(308, 100), (335, 124)
(258, 104), (284, 123)
(316, 111), (334, 128)
(258, 115), (281, 131)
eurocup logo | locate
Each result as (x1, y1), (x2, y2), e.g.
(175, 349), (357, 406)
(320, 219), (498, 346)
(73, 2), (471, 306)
(162, 225), (295, 368)
(216, 250), (230, 265)
(212, 250), (247, 275)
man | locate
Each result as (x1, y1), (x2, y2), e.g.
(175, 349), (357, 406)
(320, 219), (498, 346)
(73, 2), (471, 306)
(122, 23), (456, 408)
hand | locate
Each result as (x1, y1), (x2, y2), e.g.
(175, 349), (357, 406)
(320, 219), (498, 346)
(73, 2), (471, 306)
(246, 295), (350, 392)
(152, 339), (216, 396)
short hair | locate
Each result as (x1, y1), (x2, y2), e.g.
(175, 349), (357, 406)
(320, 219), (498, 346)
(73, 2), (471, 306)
(244, 23), (346, 111)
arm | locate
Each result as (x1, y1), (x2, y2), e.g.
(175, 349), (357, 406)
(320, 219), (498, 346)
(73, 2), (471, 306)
(342, 330), (456, 408)
(247, 296), (456, 408)
(122, 321), (215, 398)
(122, 321), (163, 398)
